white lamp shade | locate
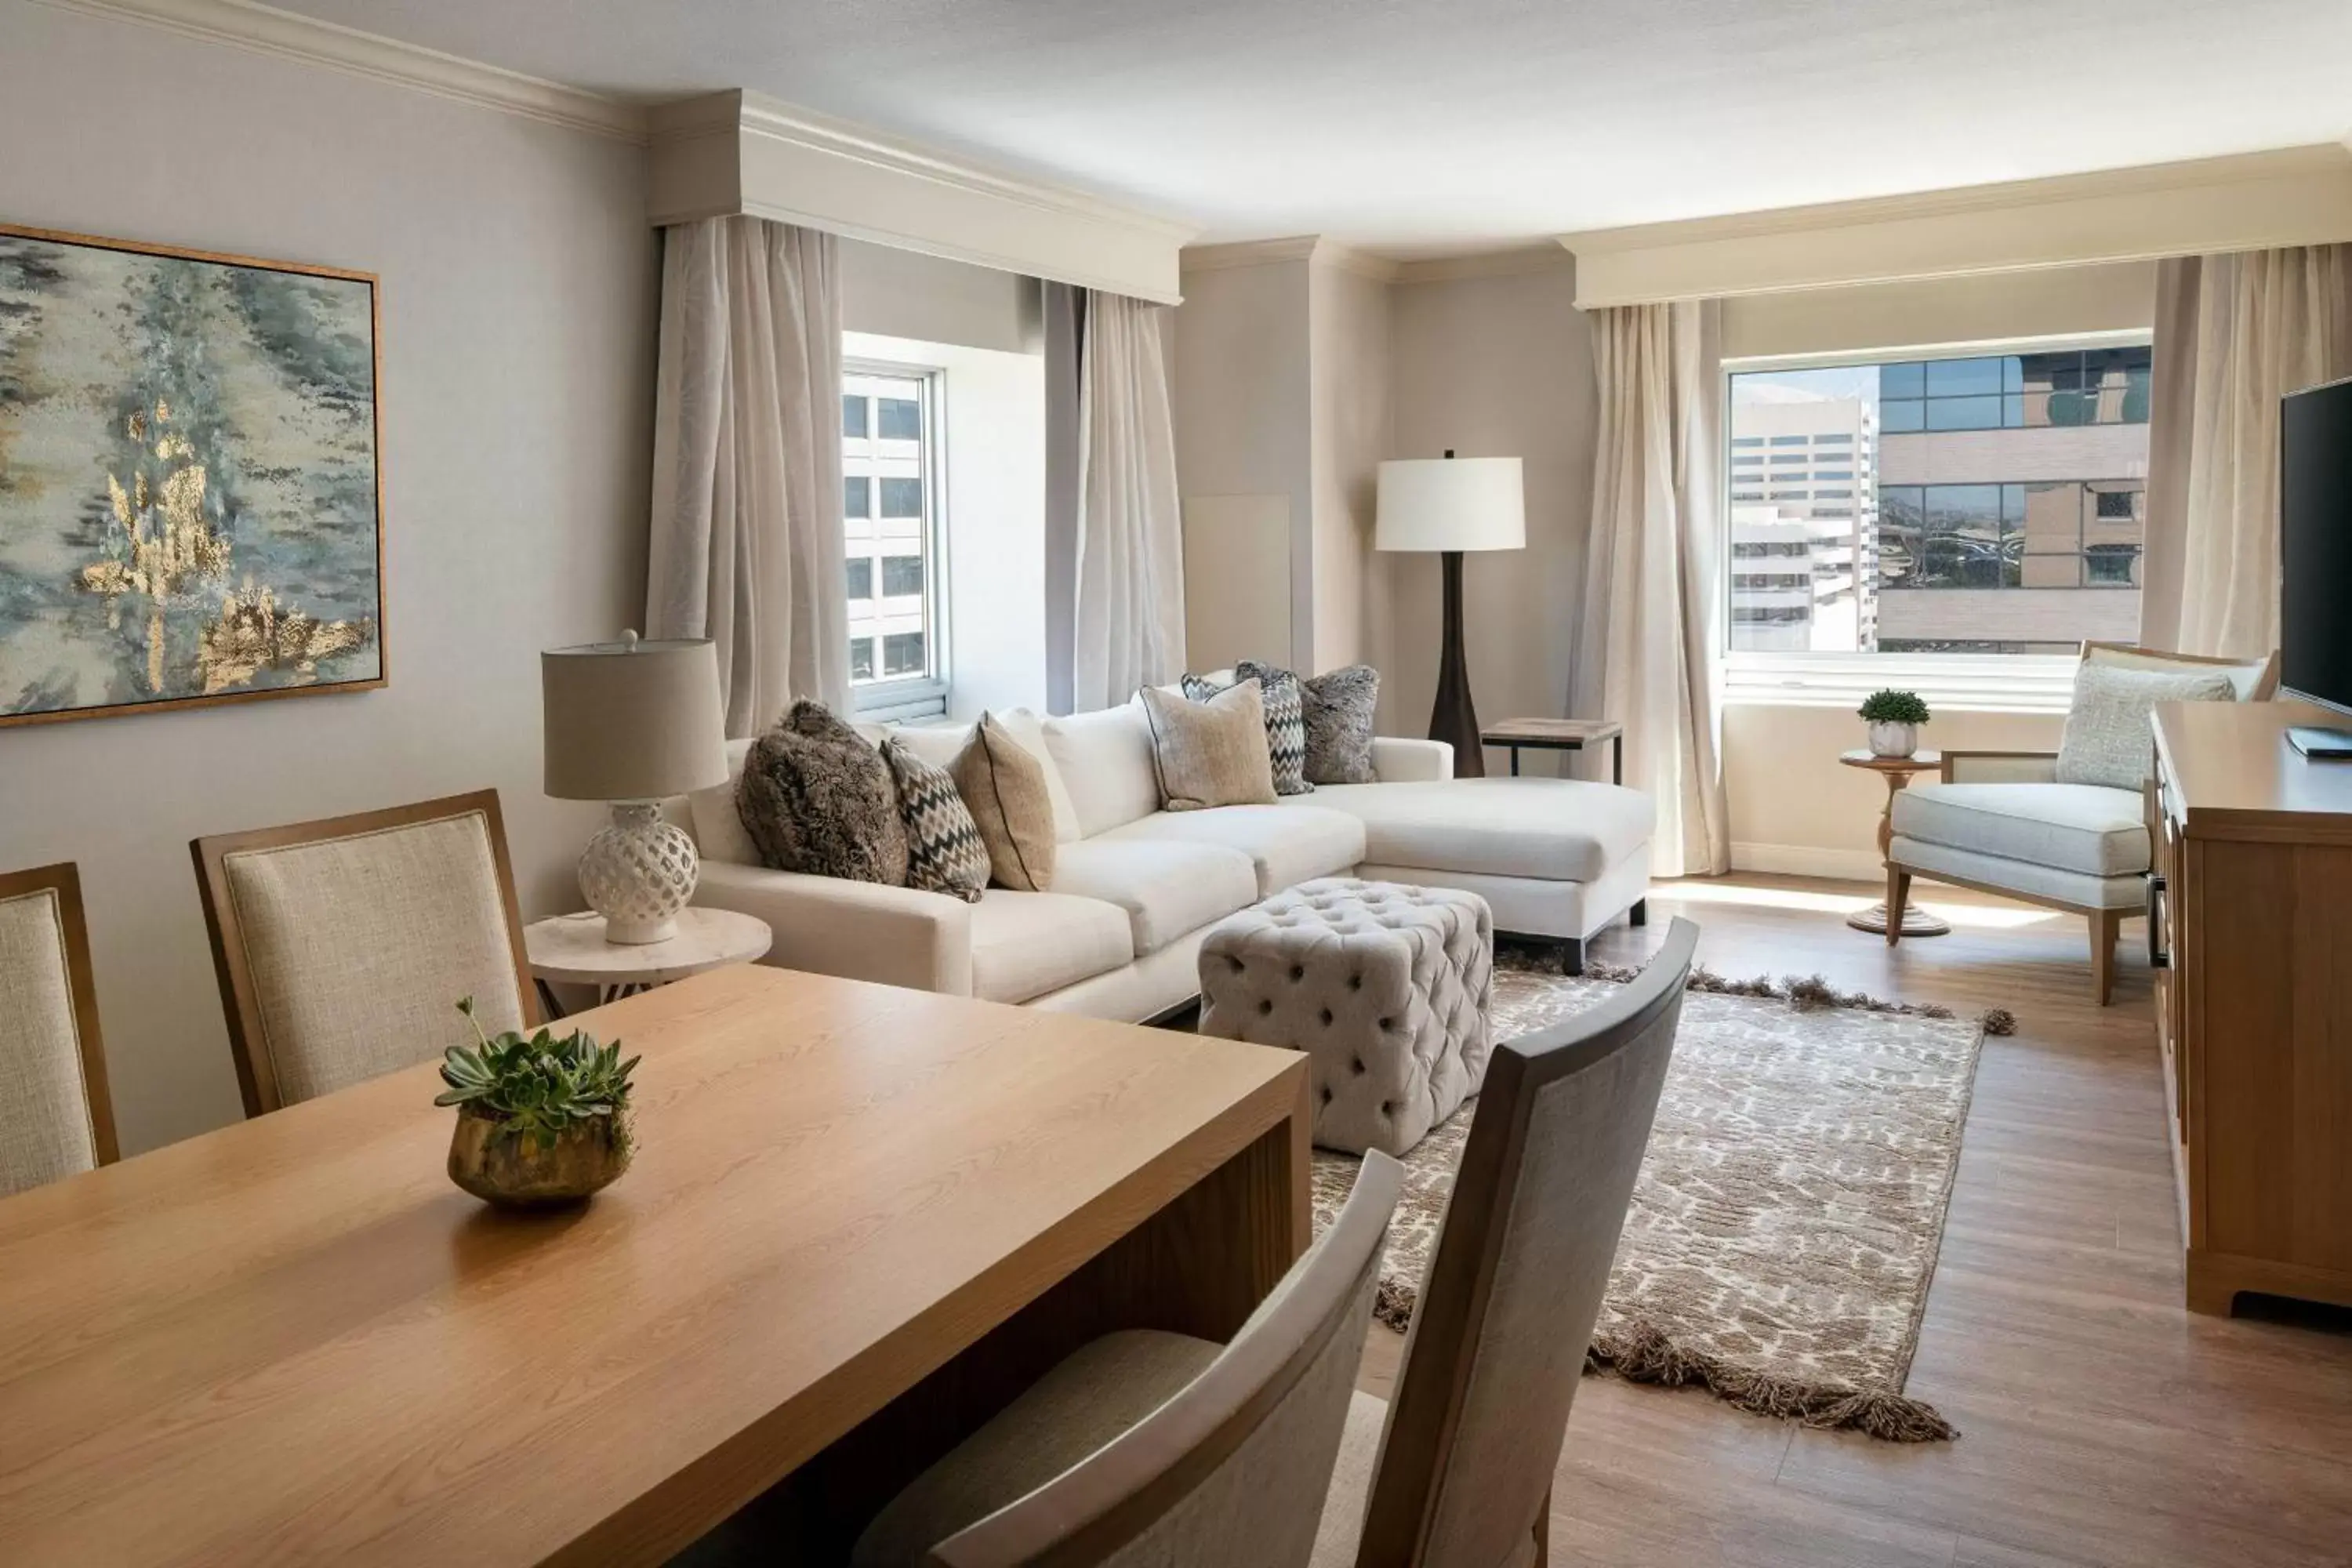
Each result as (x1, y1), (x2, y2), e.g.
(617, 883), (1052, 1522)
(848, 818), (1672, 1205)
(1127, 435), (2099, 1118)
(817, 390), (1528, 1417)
(542, 636), (729, 801)
(1375, 456), (1526, 553)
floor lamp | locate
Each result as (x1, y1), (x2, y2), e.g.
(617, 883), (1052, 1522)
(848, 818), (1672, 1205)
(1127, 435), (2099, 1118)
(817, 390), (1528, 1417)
(1375, 452), (1526, 779)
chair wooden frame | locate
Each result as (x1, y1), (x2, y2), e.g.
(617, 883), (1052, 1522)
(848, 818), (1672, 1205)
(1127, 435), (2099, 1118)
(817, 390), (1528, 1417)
(1886, 642), (2280, 1004)
(191, 789), (537, 1117)
(1355, 917), (1698, 1568)
(0, 862), (120, 1168)
(925, 1154), (1405, 1568)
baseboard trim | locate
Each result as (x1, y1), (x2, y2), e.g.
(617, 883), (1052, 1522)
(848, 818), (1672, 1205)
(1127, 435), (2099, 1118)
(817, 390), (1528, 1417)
(1730, 842), (1886, 884)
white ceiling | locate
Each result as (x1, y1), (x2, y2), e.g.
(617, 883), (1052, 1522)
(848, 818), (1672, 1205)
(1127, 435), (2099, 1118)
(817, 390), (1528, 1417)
(275, 0), (2352, 254)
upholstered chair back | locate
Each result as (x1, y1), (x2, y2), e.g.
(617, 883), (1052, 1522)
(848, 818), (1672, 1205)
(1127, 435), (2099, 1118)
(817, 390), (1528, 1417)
(1359, 919), (1695, 1567)
(2081, 640), (2278, 701)
(0, 863), (118, 1196)
(922, 1153), (1403, 1568)
(193, 792), (534, 1115)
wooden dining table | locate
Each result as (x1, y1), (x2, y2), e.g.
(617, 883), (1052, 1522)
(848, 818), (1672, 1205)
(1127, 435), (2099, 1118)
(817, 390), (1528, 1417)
(0, 965), (1311, 1566)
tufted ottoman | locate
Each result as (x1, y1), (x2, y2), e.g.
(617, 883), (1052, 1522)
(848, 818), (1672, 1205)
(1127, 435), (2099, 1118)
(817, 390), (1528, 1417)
(1198, 877), (1494, 1156)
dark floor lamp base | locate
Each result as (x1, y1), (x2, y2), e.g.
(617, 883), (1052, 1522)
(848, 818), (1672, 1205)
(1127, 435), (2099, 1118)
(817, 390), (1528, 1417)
(1428, 550), (1485, 777)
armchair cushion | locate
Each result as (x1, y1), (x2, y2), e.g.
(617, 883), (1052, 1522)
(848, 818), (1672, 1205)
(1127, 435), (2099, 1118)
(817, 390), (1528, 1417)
(1891, 782), (2150, 878)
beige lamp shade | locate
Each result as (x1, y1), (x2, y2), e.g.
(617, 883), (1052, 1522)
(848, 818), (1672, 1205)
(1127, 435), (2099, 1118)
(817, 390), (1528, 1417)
(542, 634), (728, 801)
(1375, 456), (1526, 552)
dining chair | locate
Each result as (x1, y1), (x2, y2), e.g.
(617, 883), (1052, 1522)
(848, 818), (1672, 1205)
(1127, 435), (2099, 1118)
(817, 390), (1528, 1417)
(191, 789), (536, 1116)
(0, 862), (119, 1196)
(1313, 916), (1697, 1568)
(849, 1152), (1405, 1568)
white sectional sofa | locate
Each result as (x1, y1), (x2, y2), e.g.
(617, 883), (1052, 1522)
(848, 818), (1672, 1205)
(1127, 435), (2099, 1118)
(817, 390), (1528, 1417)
(677, 702), (1654, 1023)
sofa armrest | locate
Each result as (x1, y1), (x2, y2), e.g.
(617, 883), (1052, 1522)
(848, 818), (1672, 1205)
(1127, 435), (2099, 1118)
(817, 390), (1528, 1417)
(1941, 750), (2060, 785)
(1371, 737), (1454, 782)
(694, 861), (975, 996)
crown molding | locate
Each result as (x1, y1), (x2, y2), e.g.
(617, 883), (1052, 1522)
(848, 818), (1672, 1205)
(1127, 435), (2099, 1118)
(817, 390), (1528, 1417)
(1180, 236), (1323, 273)
(651, 91), (1194, 303)
(1392, 245), (1576, 285)
(1561, 144), (2352, 307)
(27, 0), (651, 141)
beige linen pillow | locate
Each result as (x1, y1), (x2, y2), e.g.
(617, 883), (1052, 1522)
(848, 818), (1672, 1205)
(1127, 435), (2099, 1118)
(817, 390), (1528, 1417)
(2055, 662), (2237, 790)
(951, 713), (1058, 891)
(1140, 681), (1279, 811)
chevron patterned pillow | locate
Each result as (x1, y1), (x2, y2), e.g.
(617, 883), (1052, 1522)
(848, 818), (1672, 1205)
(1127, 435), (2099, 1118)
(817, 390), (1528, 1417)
(882, 736), (990, 902)
(1181, 669), (1312, 795)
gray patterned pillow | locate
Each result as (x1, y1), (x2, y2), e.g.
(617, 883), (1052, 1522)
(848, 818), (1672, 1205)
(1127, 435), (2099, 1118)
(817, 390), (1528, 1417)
(737, 700), (909, 884)
(882, 737), (989, 902)
(1243, 660), (1378, 785)
(2055, 662), (2237, 790)
(1183, 667), (1311, 794)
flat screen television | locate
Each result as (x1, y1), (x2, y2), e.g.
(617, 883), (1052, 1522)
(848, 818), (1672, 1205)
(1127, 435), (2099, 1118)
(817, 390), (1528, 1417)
(2281, 376), (2352, 728)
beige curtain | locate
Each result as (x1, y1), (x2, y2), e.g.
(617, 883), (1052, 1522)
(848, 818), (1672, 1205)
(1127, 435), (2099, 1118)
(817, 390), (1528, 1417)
(1071, 290), (1186, 713)
(2141, 245), (2352, 659)
(646, 217), (848, 737)
(1573, 301), (1730, 878)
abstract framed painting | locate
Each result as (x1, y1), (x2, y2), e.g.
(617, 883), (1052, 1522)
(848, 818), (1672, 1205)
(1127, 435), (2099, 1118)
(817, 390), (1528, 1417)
(0, 223), (384, 728)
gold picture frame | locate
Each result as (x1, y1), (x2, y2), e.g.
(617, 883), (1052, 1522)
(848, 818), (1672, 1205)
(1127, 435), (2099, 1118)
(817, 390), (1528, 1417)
(0, 222), (386, 728)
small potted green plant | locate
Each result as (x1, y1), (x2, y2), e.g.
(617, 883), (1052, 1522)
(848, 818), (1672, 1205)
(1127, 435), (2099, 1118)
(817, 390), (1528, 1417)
(436, 997), (640, 1207)
(1858, 689), (1931, 759)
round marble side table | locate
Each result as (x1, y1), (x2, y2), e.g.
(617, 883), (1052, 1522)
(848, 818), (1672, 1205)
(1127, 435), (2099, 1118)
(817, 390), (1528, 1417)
(524, 907), (773, 1018)
(1838, 748), (1951, 938)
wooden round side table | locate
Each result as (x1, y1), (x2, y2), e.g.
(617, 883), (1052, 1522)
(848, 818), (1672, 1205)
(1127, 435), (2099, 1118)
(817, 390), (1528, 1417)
(524, 907), (773, 1018)
(1838, 749), (1951, 937)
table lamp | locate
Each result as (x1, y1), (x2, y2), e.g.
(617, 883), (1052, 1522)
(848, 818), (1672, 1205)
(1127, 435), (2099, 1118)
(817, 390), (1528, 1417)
(542, 633), (728, 944)
(1375, 452), (1525, 779)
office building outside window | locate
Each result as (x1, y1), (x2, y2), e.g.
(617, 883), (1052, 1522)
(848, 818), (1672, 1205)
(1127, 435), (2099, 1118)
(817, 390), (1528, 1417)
(1726, 341), (2151, 655)
(843, 366), (946, 711)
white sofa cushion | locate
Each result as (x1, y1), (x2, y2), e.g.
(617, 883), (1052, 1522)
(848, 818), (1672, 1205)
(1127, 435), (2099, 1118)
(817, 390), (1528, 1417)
(689, 739), (763, 866)
(1098, 805), (1365, 898)
(895, 711), (1083, 844)
(1891, 782), (2149, 878)
(1050, 837), (1259, 956)
(1044, 702), (1162, 838)
(1286, 779), (1653, 884)
(967, 890), (1135, 1004)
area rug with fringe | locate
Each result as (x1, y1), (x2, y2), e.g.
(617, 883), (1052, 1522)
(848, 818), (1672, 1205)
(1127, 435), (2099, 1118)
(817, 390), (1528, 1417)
(1309, 958), (1996, 1443)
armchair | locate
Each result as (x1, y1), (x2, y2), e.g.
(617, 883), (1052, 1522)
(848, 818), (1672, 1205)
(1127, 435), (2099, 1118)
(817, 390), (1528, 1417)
(1884, 642), (2278, 1004)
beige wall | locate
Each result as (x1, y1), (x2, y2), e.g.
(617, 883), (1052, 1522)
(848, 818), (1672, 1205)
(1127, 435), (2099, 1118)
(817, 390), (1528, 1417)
(1381, 265), (1596, 766)
(1170, 260), (1316, 671)
(1308, 261), (1392, 673)
(0, 5), (658, 1152)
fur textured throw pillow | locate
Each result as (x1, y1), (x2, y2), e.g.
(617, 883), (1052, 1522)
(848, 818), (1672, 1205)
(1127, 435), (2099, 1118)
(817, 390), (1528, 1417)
(736, 700), (909, 884)
(882, 737), (989, 902)
(951, 713), (1058, 891)
(1184, 667), (1312, 795)
(1243, 660), (1379, 784)
(1141, 681), (1279, 811)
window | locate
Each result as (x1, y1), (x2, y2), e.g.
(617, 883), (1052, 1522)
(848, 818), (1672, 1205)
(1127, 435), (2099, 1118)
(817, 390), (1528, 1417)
(1725, 338), (2152, 701)
(844, 365), (947, 713)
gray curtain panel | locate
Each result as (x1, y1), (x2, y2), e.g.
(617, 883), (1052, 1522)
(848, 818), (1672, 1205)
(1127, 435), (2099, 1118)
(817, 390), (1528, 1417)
(1043, 282), (1085, 716)
(646, 218), (849, 737)
(1573, 299), (1730, 878)
(2142, 244), (2352, 659)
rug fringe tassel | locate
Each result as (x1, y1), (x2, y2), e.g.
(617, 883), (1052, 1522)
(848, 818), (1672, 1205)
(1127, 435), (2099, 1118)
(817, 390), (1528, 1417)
(1539, 953), (2015, 1036)
(1587, 1321), (1958, 1443)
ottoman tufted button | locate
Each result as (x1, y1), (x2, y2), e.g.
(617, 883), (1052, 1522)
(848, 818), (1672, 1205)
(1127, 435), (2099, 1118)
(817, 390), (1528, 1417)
(1348, 975), (1362, 990)
(1289, 964), (1304, 982)
(1320, 1008), (1334, 1026)
(1378, 1017), (1394, 1031)
(1321, 1085), (1333, 1104)
(1380, 1101), (1395, 1116)
(1258, 999), (1273, 1015)
(1351, 1055), (1364, 1074)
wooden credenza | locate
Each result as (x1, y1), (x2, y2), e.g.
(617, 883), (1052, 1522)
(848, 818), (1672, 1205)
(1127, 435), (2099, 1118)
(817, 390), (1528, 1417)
(2151, 699), (2352, 1316)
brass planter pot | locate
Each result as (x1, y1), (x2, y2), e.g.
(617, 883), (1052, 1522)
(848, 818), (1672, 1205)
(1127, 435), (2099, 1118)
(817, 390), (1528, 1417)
(448, 1110), (631, 1207)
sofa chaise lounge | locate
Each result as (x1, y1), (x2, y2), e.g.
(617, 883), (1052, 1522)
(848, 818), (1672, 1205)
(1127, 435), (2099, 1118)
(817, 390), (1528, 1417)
(674, 702), (1654, 1023)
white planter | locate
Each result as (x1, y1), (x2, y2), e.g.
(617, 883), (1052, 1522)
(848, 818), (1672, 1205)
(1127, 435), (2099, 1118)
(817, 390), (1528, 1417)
(1867, 720), (1918, 759)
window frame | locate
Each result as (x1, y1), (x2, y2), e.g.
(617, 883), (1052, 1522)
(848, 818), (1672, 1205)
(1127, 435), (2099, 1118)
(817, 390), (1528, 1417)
(844, 358), (953, 720)
(1720, 330), (2151, 714)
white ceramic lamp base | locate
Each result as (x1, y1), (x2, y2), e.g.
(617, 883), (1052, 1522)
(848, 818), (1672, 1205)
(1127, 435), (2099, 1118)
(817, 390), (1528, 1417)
(579, 801), (700, 945)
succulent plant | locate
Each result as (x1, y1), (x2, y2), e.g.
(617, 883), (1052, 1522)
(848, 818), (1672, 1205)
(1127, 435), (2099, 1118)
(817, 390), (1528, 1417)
(435, 997), (639, 1154)
(1858, 689), (1932, 725)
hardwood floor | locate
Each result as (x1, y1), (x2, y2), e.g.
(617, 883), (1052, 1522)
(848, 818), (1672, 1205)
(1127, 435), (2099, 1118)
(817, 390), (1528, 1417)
(1356, 873), (2352, 1568)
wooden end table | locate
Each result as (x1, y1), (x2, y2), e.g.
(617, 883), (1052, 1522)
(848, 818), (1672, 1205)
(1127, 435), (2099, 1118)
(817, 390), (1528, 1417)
(524, 907), (773, 1018)
(1839, 749), (1951, 937)
(1481, 718), (1624, 783)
